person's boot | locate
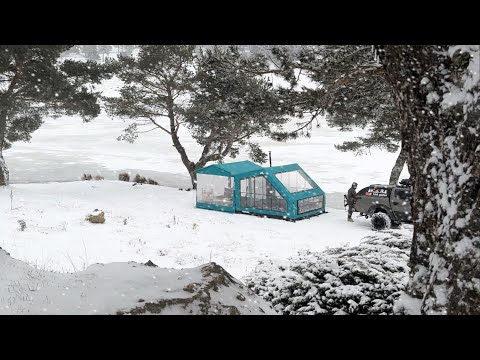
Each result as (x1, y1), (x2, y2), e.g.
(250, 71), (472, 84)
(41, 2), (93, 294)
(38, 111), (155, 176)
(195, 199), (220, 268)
(348, 216), (354, 222)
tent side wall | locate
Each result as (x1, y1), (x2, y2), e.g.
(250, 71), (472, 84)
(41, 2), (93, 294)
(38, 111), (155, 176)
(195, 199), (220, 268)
(195, 166), (235, 213)
(269, 164), (326, 220)
(290, 189), (326, 220)
(234, 169), (292, 218)
(196, 201), (235, 213)
(293, 164), (326, 219)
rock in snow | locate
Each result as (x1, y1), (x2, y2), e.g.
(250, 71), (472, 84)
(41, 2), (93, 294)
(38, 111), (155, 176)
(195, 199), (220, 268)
(86, 209), (105, 224)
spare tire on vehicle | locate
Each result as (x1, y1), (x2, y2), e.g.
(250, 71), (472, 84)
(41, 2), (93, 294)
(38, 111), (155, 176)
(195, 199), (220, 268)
(371, 212), (391, 230)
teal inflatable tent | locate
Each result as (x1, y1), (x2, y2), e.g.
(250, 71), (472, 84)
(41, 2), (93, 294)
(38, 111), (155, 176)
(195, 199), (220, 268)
(195, 160), (326, 220)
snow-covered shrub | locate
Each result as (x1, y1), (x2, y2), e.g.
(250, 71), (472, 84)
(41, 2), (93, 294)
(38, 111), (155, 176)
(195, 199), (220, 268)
(94, 175), (104, 180)
(118, 172), (130, 182)
(245, 232), (411, 315)
(134, 174), (147, 184)
(147, 178), (159, 185)
(82, 173), (93, 181)
(17, 219), (26, 231)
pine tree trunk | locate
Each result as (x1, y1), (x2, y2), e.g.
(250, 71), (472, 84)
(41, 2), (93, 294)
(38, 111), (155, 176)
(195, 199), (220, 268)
(172, 137), (197, 189)
(188, 168), (197, 190)
(389, 145), (407, 185)
(0, 110), (8, 186)
(166, 89), (197, 189)
(0, 151), (8, 186)
(380, 45), (480, 314)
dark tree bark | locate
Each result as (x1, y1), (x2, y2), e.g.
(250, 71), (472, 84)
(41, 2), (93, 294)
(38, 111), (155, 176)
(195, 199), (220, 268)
(380, 45), (480, 314)
(0, 152), (8, 186)
(0, 111), (8, 186)
(0, 62), (20, 187)
(389, 145), (408, 185)
(165, 89), (197, 189)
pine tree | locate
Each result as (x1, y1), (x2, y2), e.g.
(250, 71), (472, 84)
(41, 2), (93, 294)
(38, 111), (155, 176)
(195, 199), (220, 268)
(0, 45), (112, 186)
(185, 46), (288, 166)
(266, 45), (406, 184)
(104, 45), (288, 188)
(379, 45), (480, 314)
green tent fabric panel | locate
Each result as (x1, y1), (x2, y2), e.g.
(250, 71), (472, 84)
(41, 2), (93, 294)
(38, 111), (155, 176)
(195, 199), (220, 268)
(195, 160), (326, 220)
(196, 202), (235, 213)
(234, 171), (292, 217)
(213, 160), (263, 176)
(195, 160), (263, 177)
(195, 164), (231, 177)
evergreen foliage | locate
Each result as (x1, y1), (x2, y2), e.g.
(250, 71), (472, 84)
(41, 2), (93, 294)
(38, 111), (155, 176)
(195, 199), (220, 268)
(246, 232), (411, 315)
(0, 45), (113, 185)
(105, 45), (288, 188)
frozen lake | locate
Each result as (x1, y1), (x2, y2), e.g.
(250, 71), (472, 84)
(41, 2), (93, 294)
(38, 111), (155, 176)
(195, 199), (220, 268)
(4, 114), (409, 210)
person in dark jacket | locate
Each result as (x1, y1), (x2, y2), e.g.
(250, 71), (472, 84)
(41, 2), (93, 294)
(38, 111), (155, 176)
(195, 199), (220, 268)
(347, 182), (361, 222)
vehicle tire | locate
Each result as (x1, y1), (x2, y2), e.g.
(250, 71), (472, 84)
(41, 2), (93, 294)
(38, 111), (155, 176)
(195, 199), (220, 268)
(371, 212), (391, 230)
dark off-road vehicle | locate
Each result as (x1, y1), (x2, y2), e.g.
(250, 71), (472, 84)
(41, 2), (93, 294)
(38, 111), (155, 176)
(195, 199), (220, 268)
(346, 179), (412, 230)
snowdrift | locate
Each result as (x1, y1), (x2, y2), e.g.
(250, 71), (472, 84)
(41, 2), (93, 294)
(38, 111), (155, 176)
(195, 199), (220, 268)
(0, 248), (276, 315)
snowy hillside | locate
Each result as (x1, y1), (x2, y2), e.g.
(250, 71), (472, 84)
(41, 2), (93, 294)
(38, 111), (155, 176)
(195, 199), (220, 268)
(0, 248), (275, 315)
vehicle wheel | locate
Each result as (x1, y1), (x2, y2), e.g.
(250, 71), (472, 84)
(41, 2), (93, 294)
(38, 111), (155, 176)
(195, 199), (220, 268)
(371, 212), (391, 230)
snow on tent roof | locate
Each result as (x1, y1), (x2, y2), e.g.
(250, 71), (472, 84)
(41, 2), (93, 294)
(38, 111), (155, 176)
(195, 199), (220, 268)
(268, 164), (300, 173)
(196, 160), (263, 176)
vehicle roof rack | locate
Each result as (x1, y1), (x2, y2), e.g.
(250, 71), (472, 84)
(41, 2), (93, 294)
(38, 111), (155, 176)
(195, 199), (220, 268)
(399, 178), (412, 187)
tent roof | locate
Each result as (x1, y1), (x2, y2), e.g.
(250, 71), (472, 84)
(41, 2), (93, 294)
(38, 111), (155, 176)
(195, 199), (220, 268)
(196, 160), (263, 176)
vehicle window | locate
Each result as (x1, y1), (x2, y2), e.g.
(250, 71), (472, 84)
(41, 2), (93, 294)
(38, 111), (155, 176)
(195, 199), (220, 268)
(395, 189), (411, 200)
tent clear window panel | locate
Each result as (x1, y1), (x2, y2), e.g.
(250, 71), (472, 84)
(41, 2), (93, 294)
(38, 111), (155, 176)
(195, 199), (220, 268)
(240, 176), (286, 211)
(275, 170), (314, 193)
(298, 195), (324, 214)
(196, 174), (233, 206)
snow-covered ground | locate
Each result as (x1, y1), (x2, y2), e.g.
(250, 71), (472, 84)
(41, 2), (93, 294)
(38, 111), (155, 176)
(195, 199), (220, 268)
(0, 181), (412, 281)
(0, 75), (412, 314)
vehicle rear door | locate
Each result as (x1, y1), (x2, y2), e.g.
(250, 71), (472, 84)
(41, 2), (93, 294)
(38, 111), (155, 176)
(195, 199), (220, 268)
(391, 188), (412, 222)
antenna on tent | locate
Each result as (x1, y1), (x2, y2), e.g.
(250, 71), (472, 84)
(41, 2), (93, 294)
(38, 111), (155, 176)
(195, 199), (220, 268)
(269, 151), (272, 167)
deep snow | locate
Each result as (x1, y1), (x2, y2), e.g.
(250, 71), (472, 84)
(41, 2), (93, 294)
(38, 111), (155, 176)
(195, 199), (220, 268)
(0, 248), (276, 315)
